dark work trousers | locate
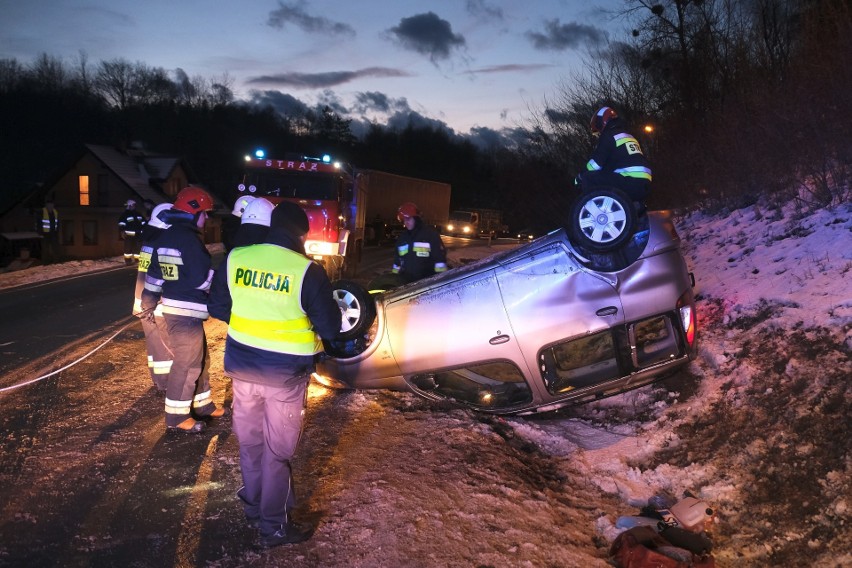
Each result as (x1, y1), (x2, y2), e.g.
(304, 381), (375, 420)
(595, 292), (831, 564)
(123, 233), (140, 263)
(232, 377), (308, 536)
(142, 314), (173, 391)
(42, 232), (61, 264)
(162, 314), (215, 427)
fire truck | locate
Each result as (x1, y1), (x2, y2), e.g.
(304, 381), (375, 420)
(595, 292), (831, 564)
(236, 150), (365, 280)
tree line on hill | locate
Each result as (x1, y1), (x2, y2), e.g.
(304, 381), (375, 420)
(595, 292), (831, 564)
(1, 0), (847, 233)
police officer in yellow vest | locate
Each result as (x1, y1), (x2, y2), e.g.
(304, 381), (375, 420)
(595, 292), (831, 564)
(209, 201), (341, 549)
(40, 199), (61, 264)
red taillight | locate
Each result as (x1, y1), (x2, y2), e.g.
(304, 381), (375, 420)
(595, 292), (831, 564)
(677, 291), (697, 347)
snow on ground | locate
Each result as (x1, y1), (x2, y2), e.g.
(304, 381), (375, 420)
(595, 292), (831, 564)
(1, 201), (850, 566)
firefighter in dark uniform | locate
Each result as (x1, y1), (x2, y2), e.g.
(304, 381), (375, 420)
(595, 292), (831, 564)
(208, 201), (342, 548)
(392, 202), (448, 284)
(576, 106), (653, 203)
(141, 187), (227, 433)
(133, 202), (174, 392)
(119, 199), (147, 265)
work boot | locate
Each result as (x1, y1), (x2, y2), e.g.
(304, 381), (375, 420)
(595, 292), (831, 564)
(195, 405), (231, 421)
(259, 522), (313, 548)
(166, 417), (206, 434)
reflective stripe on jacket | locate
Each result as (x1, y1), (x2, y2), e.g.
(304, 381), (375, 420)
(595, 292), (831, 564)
(41, 208), (59, 233)
(226, 244), (322, 356)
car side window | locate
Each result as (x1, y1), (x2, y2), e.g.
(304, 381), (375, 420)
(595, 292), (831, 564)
(409, 361), (532, 410)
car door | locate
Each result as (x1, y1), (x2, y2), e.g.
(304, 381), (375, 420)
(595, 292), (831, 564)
(384, 267), (525, 376)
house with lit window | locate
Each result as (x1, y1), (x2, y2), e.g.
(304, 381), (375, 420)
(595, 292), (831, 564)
(0, 143), (221, 266)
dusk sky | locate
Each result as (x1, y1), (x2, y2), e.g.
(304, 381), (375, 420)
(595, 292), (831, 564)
(1, 0), (625, 137)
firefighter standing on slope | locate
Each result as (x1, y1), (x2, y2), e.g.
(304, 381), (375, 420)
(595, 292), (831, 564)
(119, 199), (147, 265)
(133, 202), (174, 392)
(392, 202), (448, 284)
(576, 106), (653, 204)
(141, 187), (227, 434)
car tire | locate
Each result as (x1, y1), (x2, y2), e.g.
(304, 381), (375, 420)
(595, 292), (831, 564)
(568, 187), (637, 253)
(332, 279), (376, 340)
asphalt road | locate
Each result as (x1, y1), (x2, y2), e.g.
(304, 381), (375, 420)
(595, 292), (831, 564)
(0, 265), (139, 380)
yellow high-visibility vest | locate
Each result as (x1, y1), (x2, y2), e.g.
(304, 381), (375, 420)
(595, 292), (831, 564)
(41, 207), (59, 233)
(226, 244), (322, 355)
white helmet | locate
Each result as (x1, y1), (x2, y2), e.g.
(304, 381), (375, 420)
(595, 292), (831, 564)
(232, 195), (256, 217)
(241, 198), (274, 227)
(148, 203), (172, 230)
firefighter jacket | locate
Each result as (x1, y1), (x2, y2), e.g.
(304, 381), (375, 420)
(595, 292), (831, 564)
(208, 228), (342, 388)
(392, 217), (448, 283)
(133, 225), (168, 316)
(41, 207), (59, 234)
(586, 117), (652, 183)
(118, 208), (146, 237)
(140, 212), (213, 320)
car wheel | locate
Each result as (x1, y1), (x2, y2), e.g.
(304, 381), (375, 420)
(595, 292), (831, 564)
(568, 187), (637, 253)
(332, 279), (376, 340)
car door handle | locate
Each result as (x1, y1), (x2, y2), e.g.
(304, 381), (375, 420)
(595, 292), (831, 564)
(489, 334), (510, 345)
(596, 306), (619, 317)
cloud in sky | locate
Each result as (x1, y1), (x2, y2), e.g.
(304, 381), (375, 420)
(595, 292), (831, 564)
(247, 89), (311, 116)
(246, 67), (411, 89)
(465, 0), (504, 22)
(266, 1), (355, 37)
(385, 12), (466, 63)
(526, 19), (607, 51)
(466, 63), (555, 75)
(351, 91), (411, 115)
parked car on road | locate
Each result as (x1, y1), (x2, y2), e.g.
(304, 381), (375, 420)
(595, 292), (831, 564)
(515, 227), (538, 242)
(317, 189), (697, 416)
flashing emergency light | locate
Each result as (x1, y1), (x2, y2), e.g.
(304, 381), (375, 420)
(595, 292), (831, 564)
(254, 148), (266, 159)
(322, 154), (331, 163)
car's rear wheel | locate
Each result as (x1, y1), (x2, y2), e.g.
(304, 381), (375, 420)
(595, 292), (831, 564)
(332, 279), (376, 340)
(568, 187), (637, 253)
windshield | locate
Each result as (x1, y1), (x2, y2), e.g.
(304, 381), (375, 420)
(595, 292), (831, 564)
(241, 171), (338, 200)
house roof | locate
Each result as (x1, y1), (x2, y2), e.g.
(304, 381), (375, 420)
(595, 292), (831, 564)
(86, 144), (180, 205)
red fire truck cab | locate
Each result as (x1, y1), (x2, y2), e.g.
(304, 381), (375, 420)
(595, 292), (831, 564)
(237, 150), (366, 280)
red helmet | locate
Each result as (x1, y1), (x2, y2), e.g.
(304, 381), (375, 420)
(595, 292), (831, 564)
(397, 202), (420, 222)
(174, 187), (214, 214)
(590, 106), (618, 133)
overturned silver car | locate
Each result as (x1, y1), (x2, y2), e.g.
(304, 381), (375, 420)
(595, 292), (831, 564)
(316, 206), (697, 416)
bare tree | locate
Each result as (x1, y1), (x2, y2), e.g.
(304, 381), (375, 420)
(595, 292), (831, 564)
(29, 53), (66, 92)
(210, 73), (235, 106)
(69, 50), (94, 95)
(94, 58), (138, 109)
(0, 58), (26, 94)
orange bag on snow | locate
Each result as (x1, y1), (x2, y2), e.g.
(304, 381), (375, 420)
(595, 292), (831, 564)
(610, 526), (715, 568)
